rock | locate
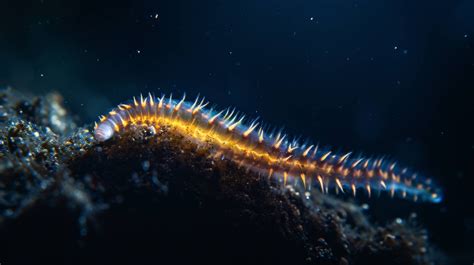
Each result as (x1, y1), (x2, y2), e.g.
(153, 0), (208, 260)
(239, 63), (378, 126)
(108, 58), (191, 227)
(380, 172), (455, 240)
(0, 88), (440, 265)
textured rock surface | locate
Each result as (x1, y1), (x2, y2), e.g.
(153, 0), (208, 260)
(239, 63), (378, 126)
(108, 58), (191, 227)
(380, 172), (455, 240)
(0, 88), (440, 265)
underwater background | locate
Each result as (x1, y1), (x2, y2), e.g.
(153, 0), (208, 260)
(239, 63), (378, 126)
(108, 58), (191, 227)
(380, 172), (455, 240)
(0, 0), (473, 263)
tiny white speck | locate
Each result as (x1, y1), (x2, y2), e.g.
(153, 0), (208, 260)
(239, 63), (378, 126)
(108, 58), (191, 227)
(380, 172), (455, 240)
(403, 49), (408, 54)
(96, 58), (100, 62)
(40, 73), (44, 77)
(137, 50), (141, 54)
(310, 17), (314, 21)
(394, 46), (398, 50)
(228, 51), (233, 55)
(142, 160), (150, 171)
(155, 14), (159, 19)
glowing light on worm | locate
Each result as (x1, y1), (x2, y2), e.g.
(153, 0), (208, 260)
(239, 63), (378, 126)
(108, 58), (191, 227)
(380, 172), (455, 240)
(94, 93), (443, 203)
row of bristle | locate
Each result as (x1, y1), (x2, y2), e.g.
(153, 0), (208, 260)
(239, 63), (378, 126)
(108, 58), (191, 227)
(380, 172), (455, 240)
(266, 169), (431, 202)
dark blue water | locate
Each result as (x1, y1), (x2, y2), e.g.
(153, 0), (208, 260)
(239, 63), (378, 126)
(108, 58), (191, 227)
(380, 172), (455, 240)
(1, 0), (473, 262)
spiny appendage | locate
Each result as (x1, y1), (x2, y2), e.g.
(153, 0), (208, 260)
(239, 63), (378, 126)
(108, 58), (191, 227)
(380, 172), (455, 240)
(94, 93), (443, 204)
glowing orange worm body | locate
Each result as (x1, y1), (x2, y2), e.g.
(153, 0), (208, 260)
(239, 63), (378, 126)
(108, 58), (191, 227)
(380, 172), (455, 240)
(94, 93), (443, 203)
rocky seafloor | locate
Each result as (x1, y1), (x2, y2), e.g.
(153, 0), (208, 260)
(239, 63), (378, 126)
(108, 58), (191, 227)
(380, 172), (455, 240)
(0, 88), (442, 265)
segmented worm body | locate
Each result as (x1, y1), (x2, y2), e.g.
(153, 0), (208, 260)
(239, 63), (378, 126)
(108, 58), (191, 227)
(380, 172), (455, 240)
(94, 93), (443, 203)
